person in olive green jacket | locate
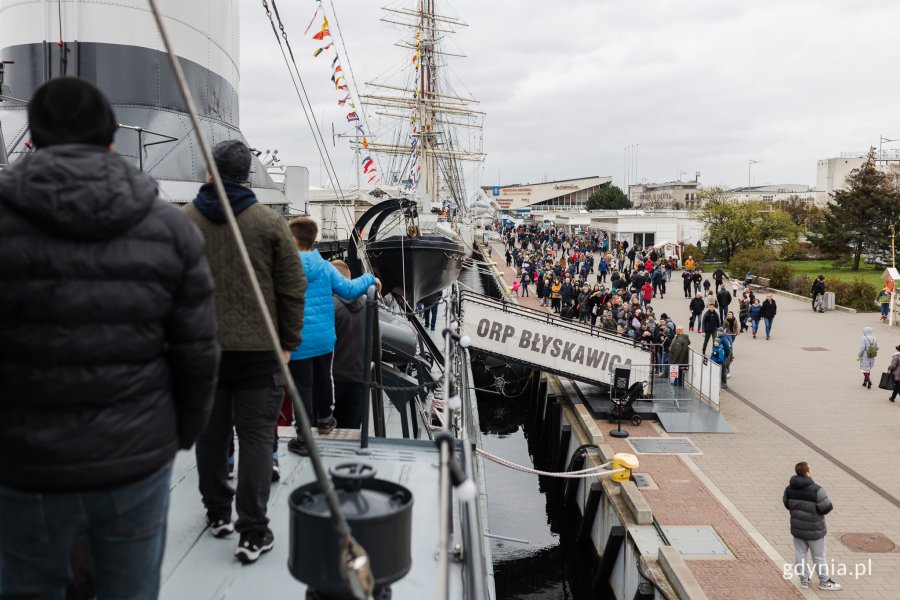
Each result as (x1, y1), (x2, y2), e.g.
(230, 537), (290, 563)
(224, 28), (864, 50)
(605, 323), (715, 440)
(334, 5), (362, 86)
(184, 140), (307, 564)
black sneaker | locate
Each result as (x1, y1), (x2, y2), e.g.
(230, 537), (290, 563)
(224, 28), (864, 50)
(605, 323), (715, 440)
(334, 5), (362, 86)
(317, 414), (337, 435)
(235, 528), (275, 564)
(207, 514), (234, 538)
(287, 437), (309, 457)
(272, 457), (281, 482)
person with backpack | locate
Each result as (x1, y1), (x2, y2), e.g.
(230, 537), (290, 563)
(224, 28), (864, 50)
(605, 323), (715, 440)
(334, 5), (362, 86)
(856, 326), (879, 389)
(715, 328), (732, 388)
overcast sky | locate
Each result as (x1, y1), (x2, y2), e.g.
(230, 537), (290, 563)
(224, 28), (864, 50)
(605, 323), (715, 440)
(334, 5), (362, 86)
(238, 0), (900, 194)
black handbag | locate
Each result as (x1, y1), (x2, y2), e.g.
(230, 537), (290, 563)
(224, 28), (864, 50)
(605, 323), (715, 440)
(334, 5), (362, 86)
(878, 372), (893, 390)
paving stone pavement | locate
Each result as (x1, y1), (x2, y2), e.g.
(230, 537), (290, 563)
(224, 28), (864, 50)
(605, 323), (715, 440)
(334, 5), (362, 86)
(641, 268), (900, 599)
(488, 242), (900, 598)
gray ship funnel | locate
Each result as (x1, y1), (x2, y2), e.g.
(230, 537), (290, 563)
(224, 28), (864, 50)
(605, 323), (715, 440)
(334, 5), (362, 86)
(0, 0), (287, 208)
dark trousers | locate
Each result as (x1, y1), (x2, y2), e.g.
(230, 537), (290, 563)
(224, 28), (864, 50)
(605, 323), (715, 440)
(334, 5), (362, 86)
(334, 381), (367, 429)
(689, 313), (701, 330)
(891, 379), (900, 400)
(289, 353), (335, 424)
(196, 377), (283, 534)
(684, 281), (692, 297)
(0, 465), (172, 600)
(703, 331), (716, 353)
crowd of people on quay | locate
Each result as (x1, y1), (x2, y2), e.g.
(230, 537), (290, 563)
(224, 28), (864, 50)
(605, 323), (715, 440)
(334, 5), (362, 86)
(498, 219), (900, 403)
(500, 224), (687, 375)
(497, 222), (782, 390)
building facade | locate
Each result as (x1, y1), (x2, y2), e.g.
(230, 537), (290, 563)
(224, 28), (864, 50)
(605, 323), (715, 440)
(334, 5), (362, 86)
(814, 155), (866, 205)
(627, 181), (702, 210)
(725, 184), (816, 204)
(483, 176), (612, 214)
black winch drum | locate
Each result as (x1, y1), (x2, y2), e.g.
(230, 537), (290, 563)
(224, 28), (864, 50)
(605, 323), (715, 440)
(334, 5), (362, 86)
(288, 463), (413, 596)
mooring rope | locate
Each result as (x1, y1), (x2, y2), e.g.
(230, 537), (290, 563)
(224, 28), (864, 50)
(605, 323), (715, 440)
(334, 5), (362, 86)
(474, 449), (625, 479)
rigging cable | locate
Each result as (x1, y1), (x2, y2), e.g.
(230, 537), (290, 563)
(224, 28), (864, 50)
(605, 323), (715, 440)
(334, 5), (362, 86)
(57, 0), (67, 76)
(325, 0), (387, 178)
(262, 0), (365, 261)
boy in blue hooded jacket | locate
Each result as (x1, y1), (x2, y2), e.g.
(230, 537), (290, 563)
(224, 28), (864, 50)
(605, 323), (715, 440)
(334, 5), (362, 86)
(286, 218), (378, 456)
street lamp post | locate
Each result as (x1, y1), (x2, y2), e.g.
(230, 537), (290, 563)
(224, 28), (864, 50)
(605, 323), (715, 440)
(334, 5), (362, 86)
(880, 135), (896, 161)
(748, 159), (761, 187)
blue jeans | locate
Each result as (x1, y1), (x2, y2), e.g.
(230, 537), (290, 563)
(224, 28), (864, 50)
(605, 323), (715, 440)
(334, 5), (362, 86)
(0, 464), (172, 600)
(426, 303), (439, 328)
(764, 316), (774, 337)
(751, 318), (760, 334)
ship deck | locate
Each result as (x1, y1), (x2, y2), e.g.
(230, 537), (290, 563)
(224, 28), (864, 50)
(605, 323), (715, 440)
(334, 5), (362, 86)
(160, 432), (465, 599)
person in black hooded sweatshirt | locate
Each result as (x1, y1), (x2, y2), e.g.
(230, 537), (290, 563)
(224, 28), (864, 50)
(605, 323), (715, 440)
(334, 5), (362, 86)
(0, 78), (219, 598)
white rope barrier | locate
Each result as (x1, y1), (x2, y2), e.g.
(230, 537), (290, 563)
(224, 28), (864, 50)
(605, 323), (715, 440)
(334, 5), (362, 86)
(475, 449), (625, 479)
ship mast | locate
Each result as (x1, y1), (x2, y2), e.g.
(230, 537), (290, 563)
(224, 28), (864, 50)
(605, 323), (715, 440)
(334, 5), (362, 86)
(419, 0), (436, 213)
(356, 1), (485, 212)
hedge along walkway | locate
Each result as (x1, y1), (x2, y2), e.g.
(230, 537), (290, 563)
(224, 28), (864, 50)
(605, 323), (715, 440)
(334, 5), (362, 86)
(725, 262), (881, 312)
(787, 260), (886, 289)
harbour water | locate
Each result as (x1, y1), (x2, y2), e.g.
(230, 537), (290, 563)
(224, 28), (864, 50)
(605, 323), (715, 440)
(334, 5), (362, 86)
(461, 263), (599, 599)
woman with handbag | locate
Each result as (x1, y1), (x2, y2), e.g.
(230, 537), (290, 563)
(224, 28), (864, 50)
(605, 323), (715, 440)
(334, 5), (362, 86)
(856, 326), (879, 389)
(887, 345), (900, 402)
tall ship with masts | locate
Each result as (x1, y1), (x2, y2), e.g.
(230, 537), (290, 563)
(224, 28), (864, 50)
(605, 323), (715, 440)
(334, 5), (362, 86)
(344, 0), (487, 308)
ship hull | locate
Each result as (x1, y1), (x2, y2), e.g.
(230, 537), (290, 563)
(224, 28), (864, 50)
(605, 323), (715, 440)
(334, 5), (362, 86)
(368, 234), (466, 307)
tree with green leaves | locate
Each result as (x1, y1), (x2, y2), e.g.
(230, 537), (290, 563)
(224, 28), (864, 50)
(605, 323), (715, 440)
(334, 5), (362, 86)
(809, 148), (900, 270)
(692, 189), (799, 263)
(774, 195), (813, 226)
(586, 183), (632, 210)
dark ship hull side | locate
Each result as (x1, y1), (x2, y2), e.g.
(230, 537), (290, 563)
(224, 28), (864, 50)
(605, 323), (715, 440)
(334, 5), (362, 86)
(368, 234), (465, 307)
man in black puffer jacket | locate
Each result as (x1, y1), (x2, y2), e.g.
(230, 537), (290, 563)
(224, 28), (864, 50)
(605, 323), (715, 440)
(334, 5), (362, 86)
(0, 78), (219, 598)
(783, 462), (842, 591)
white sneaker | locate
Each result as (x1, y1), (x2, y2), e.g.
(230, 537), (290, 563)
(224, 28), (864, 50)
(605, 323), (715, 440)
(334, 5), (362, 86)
(818, 579), (842, 591)
(799, 580), (809, 589)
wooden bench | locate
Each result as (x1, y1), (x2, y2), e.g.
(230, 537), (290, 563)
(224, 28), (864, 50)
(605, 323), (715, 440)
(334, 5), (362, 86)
(753, 276), (771, 287)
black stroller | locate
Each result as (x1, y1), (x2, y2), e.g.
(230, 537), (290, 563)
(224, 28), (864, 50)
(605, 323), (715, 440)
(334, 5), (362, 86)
(609, 381), (646, 426)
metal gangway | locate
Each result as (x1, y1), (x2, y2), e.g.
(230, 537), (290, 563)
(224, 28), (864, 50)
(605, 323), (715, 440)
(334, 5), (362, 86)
(458, 291), (727, 432)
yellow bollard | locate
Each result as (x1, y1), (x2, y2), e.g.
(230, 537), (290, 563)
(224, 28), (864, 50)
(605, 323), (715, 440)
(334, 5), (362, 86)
(611, 452), (639, 483)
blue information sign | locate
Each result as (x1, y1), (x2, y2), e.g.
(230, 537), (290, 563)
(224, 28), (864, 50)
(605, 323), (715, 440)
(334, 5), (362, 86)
(492, 186), (500, 197)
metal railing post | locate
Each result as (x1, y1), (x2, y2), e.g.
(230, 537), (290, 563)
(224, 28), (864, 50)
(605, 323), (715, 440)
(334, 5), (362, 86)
(358, 285), (376, 453)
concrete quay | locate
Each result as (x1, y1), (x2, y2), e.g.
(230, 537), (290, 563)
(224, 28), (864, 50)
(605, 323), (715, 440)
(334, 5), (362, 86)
(487, 241), (900, 599)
